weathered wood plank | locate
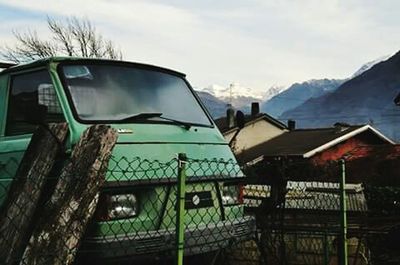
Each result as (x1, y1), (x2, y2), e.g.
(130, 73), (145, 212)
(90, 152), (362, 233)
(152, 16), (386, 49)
(21, 125), (118, 265)
(0, 123), (69, 265)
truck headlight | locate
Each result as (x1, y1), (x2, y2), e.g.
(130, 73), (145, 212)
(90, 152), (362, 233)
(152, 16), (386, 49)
(221, 184), (244, 206)
(96, 193), (138, 221)
(109, 194), (138, 219)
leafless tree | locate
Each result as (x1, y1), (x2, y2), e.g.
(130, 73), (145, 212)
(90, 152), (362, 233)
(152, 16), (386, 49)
(1, 16), (122, 63)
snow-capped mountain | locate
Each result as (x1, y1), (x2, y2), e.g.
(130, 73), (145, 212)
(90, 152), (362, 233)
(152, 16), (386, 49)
(263, 85), (287, 101)
(261, 78), (345, 117)
(198, 83), (264, 111)
(351, 55), (391, 78)
(260, 54), (391, 118)
(200, 83), (264, 100)
(281, 50), (400, 141)
(196, 54), (392, 120)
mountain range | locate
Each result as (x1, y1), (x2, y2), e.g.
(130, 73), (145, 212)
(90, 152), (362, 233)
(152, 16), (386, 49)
(197, 54), (388, 119)
(196, 90), (228, 119)
(260, 79), (345, 117)
(351, 55), (390, 78)
(281, 51), (400, 141)
(197, 83), (278, 115)
(196, 83), (283, 118)
(196, 52), (400, 142)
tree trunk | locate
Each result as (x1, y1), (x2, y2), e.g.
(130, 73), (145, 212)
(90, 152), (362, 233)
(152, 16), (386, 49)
(21, 125), (118, 265)
(0, 123), (69, 265)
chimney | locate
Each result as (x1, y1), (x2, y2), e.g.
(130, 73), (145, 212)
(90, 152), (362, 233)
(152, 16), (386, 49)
(333, 122), (350, 133)
(226, 104), (235, 128)
(288, 119), (296, 130)
(251, 102), (260, 117)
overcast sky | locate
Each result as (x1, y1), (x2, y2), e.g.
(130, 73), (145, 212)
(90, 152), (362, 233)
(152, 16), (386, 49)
(0, 0), (399, 92)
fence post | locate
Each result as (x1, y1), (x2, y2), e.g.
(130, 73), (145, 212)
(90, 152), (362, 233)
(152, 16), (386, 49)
(339, 159), (348, 265)
(324, 229), (329, 265)
(176, 153), (187, 265)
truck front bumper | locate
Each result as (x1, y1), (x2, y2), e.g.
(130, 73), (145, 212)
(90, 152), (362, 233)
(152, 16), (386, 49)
(80, 215), (256, 259)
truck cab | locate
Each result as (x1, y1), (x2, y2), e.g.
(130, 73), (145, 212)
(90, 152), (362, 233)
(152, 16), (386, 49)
(0, 57), (255, 261)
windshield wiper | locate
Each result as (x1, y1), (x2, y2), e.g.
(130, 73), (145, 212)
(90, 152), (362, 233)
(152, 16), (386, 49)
(118, 113), (191, 130)
(157, 116), (191, 130)
(119, 113), (162, 122)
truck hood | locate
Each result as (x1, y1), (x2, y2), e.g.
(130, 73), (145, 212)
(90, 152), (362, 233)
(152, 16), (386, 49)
(69, 123), (242, 180)
(108, 124), (241, 181)
(108, 142), (243, 182)
(71, 123), (226, 145)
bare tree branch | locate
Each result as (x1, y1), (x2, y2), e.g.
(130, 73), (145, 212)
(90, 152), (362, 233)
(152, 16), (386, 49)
(69, 17), (90, 58)
(47, 17), (75, 56)
(0, 16), (123, 62)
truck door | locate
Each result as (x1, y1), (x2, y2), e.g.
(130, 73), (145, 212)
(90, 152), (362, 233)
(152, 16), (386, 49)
(0, 69), (65, 203)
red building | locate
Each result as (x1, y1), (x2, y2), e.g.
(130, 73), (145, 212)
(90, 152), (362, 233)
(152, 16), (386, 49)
(238, 123), (395, 166)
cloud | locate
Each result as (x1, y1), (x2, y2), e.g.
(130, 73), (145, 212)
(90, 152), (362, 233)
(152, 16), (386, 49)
(1, 0), (399, 91)
(0, 19), (49, 48)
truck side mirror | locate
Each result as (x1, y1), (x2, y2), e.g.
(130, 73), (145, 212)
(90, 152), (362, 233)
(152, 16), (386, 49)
(236, 111), (245, 129)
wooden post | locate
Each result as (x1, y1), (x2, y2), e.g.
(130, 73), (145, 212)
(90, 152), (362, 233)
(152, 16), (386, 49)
(0, 123), (69, 265)
(21, 125), (117, 265)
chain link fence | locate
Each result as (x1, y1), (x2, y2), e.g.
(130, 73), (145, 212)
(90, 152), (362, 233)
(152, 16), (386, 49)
(242, 159), (400, 265)
(1, 154), (400, 265)
(0, 154), (256, 265)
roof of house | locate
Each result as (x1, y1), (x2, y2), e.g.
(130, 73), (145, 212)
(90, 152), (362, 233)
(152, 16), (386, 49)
(214, 113), (287, 134)
(239, 124), (395, 165)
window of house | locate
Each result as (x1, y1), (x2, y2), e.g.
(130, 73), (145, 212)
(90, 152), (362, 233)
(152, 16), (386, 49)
(5, 70), (65, 136)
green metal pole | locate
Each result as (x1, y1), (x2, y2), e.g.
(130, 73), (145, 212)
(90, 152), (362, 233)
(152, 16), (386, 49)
(340, 159), (348, 265)
(176, 153), (187, 265)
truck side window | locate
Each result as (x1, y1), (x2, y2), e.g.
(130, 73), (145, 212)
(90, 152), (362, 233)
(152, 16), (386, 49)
(5, 70), (65, 136)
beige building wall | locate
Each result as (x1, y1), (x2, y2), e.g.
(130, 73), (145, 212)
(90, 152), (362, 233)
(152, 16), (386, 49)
(224, 120), (287, 154)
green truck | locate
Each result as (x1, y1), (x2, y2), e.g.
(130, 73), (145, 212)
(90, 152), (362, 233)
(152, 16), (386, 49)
(0, 57), (255, 261)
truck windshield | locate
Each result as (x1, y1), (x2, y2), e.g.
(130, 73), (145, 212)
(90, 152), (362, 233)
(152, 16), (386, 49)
(59, 63), (212, 126)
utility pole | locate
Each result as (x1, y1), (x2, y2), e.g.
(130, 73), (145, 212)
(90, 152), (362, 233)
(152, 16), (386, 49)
(229, 83), (234, 106)
(339, 159), (348, 265)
